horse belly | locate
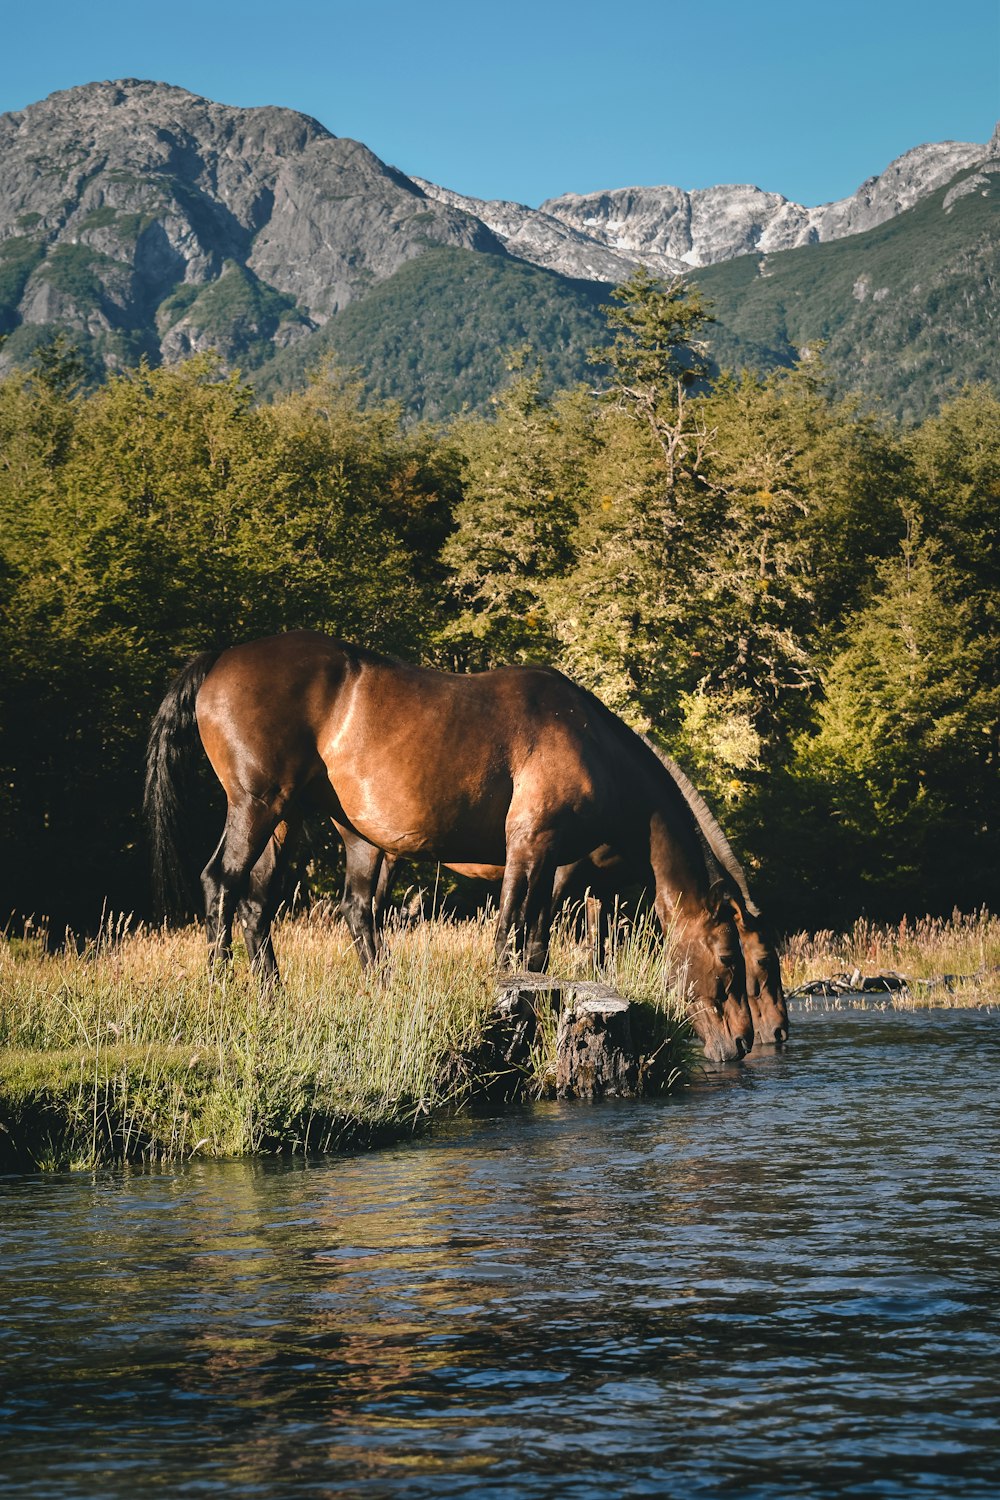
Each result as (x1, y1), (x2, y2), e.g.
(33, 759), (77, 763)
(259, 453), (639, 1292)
(315, 657), (610, 866)
(319, 747), (512, 865)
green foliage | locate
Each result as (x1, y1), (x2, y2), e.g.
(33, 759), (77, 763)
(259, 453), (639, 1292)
(670, 686), (763, 810)
(37, 242), (116, 304)
(255, 248), (608, 419)
(79, 207), (150, 237)
(690, 365), (906, 711)
(0, 320), (140, 385)
(432, 281), (995, 925)
(591, 266), (713, 403)
(28, 333), (88, 396)
(693, 169), (1000, 423)
(783, 526), (997, 921)
(0, 237), (46, 333)
(0, 271), (995, 934)
(0, 358), (461, 926)
(906, 385), (1000, 651)
(156, 261), (308, 363)
(440, 366), (597, 665)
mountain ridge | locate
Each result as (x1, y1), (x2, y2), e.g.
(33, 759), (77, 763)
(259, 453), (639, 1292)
(415, 128), (997, 281)
(0, 79), (997, 421)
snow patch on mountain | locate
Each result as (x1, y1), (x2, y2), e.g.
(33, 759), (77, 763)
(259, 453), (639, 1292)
(419, 130), (997, 282)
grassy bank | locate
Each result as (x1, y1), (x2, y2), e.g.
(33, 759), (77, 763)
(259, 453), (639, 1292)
(782, 909), (1000, 1005)
(5, 905), (994, 1172)
(0, 908), (693, 1172)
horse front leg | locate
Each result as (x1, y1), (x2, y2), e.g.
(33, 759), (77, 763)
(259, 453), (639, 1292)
(495, 828), (558, 972)
(337, 825), (384, 968)
(372, 852), (401, 935)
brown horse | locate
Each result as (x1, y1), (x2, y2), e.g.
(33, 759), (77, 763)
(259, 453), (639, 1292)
(354, 752), (789, 1047)
(144, 632), (754, 1061)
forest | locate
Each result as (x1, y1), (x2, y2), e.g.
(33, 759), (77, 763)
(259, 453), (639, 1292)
(0, 270), (997, 936)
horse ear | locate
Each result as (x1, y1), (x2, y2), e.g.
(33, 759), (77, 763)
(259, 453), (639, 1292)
(708, 879), (734, 919)
(709, 878), (748, 928)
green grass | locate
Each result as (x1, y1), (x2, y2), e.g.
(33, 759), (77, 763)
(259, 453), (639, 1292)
(0, 907), (694, 1171)
(4, 901), (990, 1170)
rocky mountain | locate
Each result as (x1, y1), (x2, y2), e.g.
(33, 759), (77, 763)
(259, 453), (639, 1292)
(0, 79), (997, 420)
(249, 163), (1000, 425)
(411, 178), (687, 282)
(416, 131), (997, 278)
(0, 79), (503, 375)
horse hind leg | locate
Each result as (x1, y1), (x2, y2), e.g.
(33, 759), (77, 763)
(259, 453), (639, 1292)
(238, 817), (303, 987)
(337, 825), (385, 968)
(202, 829), (232, 968)
(201, 795), (283, 978)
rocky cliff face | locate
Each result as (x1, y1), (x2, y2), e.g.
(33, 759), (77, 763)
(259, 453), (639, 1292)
(0, 79), (503, 372)
(410, 179), (687, 282)
(0, 79), (996, 387)
(418, 133), (997, 278)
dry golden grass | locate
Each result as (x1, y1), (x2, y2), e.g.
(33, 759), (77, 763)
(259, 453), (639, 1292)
(781, 909), (1000, 1007)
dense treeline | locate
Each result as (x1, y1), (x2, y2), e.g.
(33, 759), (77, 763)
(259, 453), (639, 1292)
(1, 272), (997, 933)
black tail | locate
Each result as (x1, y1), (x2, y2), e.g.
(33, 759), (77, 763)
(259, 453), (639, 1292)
(144, 650), (222, 919)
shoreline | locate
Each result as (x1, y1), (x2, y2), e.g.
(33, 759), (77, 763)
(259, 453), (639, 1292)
(0, 910), (694, 1172)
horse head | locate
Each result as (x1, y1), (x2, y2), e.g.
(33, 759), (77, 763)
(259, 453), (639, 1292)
(646, 745), (789, 1051)
(678, 887), (755, 1062)
(735, 908), (789, 1045)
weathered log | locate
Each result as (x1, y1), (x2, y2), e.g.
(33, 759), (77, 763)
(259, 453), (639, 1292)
(786, 968), (913, 999)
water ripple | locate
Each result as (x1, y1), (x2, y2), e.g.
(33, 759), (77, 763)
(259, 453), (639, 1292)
(1, 1005), (999, 1498)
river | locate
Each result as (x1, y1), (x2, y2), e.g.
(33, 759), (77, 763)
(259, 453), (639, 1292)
(1, 1003), (999, 1498)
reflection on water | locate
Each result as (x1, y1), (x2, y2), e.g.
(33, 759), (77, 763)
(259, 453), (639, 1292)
(1, 1006), (999, 1498)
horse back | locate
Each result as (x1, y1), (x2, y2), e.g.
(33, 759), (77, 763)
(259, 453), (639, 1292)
(195, 632), (651, 862)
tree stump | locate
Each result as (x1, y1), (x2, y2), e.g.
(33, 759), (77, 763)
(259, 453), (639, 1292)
(555, 990), (638, 1099)
(477, 974), (546, 1100)
(491, 974), (640, 1101)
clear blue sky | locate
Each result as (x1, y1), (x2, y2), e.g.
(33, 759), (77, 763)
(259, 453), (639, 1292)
(2, 0), (997, 207)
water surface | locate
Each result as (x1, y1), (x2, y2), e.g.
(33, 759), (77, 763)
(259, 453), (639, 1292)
(1, 1004), (999, 1497)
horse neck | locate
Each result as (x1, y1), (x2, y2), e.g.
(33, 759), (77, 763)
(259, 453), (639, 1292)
(646, 780), (716, 935)
(641, 738), (759, 918)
